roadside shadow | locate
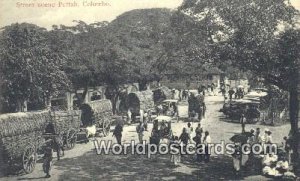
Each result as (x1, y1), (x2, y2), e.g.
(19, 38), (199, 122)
(53, 149), (264, 181)
(18, 176), (47, 180)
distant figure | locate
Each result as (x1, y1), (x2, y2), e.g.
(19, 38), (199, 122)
(113, 121), (123, 145)
(179, 89), (182, 100)
(136, 122), (145, 144)
(140, 109), (144, 123)
(186, 122), (193, 140)
(179, 128), (190, 154)
(232, 144), (242, 175)
(43, 140), (53, 178)
(143, 111), (148, 131)
(220, 88), (227, 101)
(248, 129), (256, 145)
(261, 128), (269, 145)
(127, 109), (132, 124)
(240, 114), (246, 133)
(195, 123), (203, 135)
(182, 90), (188, 100)
(193, 132), (202, 162)
(147, 110), (152, 123)
(211, 83), (215, 92)
(150, 119), (160, 145)
(198, 104), (203, 121)
(203, 131), (212, 163)
(44, 123), (64, 161)
(172, 89), (176, 99)
(228, 89), (235, 101)
(282, 136), (291, 163)
(202, 102), (206, 118)
(170, 136), (181, 166)
(266, 131), (273, 144)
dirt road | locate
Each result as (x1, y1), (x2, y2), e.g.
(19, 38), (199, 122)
(1, 95), (291, 181)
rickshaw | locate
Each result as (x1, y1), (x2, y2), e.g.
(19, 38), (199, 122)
(161, 99), (178, 116)
(150, 116), (174, 144)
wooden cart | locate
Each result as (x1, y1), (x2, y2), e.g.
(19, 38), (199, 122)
(80, 100), (113, 137)
(0, 110), (82, 175)
(48, 110), (81, 149)
(0, 111), (51, 174)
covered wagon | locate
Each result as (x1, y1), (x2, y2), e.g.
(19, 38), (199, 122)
(126, 90), (155, 122)
(153, 86), (172, 104)
(80, 99), (113, 137)
(0, 111), (51, 174)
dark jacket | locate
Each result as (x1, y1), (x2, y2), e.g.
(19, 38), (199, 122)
(113, 124), (123, 137)
(179, 132), (190, 145)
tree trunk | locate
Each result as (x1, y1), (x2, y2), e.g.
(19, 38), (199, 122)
(289, 86), (299, 163)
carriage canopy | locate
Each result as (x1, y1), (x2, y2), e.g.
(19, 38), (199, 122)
(80, 99), (113, 127)
(127, 90), (154, 114)
(153, 86), (172, 104)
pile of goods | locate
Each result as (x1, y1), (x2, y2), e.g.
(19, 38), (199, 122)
(86, 99), (113, 126)
(0, 111), (51, 174)
(80, 100), (113, 136)
(136, 90), (155, 111)
(153, 86), (172, 104)
(49, 110), (81, 134)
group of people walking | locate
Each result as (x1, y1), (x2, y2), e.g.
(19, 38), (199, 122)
(112, 118), (212, 167)
(161, 122), (212, 166)
(227, 88), (245, 102)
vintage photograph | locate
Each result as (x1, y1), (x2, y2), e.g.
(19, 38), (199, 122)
(0, 0), (300, 180)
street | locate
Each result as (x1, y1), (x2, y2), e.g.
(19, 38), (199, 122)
(2, 95), (291, 181)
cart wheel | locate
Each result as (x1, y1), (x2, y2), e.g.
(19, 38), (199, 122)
(22, 144), (37, 174)
(66, 128), (77, 149)
(102, 119), (111, 137)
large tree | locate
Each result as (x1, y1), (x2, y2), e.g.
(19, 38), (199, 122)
(49, 21), (108, 106)
(0, 23), (71, 112)
(178, 0), (300, 160)
(95, 9), (177, 112)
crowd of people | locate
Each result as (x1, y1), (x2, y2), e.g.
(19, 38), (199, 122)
(231, 124), (297, 179)
(112, 118), (212, 167)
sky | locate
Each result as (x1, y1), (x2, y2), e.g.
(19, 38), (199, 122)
(0, 0), (183, 29)
(0, 0), (299, 29)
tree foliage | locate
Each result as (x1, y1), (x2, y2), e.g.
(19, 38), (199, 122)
(0, 23), (70, 112)
(178, 0), (300, 160)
